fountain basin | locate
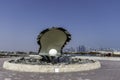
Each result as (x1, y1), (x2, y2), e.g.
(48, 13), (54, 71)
(3, 58), (101, 73)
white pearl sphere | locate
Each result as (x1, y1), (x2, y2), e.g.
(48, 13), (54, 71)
(49, 49), (57, 56)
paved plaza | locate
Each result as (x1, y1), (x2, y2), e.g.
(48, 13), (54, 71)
(0, 58), (120, 80)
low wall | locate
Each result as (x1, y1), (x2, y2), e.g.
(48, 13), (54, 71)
(3, 60), (101, 73)
(75, 56), (120, 61)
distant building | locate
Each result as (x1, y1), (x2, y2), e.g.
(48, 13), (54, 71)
(113, 51), (120, 55)
(97, 51), (113, 54)
(77, 45), (86, 52)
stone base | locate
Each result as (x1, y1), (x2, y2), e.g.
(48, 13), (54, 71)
(3, 60), (101, 73)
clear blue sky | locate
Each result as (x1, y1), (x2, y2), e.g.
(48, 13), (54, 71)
(0, 0), (120, 52)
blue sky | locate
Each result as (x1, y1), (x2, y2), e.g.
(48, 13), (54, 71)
(0, 0), (120, 52)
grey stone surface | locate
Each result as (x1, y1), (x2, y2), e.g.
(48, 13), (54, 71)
(0, 58), (120, 80)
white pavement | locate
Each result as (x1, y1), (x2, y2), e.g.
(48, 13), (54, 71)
(1, 58), (120, 80)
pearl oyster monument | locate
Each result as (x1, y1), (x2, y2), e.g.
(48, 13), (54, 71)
(37, 27), (71, 64)
(3, 27), (101, 73)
